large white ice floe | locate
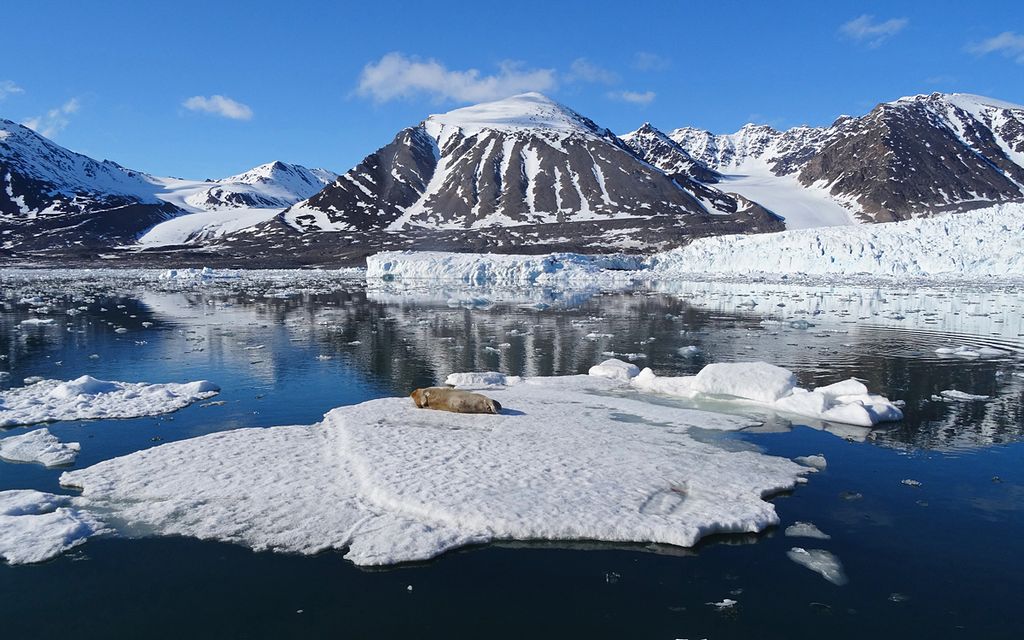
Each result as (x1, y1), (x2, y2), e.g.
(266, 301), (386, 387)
(0, 490), (106, 564)
(48, 372), (812, 567)
(787, 547), (848, 585)
(0, 428), (80, 466)
(0, 375), (220, 427)
(588, 359), (903, 427)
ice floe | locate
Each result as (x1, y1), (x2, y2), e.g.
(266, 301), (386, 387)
(787, 547), (848, 585)
(935, 345), (1010, 359)
(0, 375), (220, 427)
(51, 372), (811, 567)
(0, 428), (80, 467)
(0, 490), (106, 564)
(937, 390), (991, 401)
(784, 522), (832, 540)
(594, 360), (902, 427)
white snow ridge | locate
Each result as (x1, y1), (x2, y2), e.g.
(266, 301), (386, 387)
(0, 375), (220, 427)
(49, 372), (817, 566)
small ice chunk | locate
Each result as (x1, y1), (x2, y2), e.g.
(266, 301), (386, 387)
(588, 359), (640, 382)
(692, 362), (797, 403)
(706, 598), (738, 609)
(19, 318), (55, 326)
(939, 390), (990, 401)
(901, 479), (922, 488)
(678, 345), (700, 356)
(787, 547), (848, 585)
(784, 522), (831, 539)
(794, 455), (827, 470)
(0, 428), (80, 467)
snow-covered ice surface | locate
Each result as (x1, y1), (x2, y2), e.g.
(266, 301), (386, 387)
(53, 373), (813, 566)
(784, 522), (831, 540)
(0, 428), (80, 466)
(137, 207), (282, 245)
(0, 375), (220, 427)
(0, 490), (106, 564)
(717, 166), (856, 230)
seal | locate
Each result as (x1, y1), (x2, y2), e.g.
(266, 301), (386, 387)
(410, 387), (502, 414)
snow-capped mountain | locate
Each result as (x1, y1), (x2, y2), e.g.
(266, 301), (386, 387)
(281, 93), (781, 240)
(0, 117), (179, 248)
(664, 93), (1024, 224)
(182, 161), (337, 210)
(0, 116), (338, 249)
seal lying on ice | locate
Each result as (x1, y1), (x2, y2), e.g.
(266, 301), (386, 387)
(410, 387), (502, 414)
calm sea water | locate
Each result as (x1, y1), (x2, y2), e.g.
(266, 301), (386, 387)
(1, 272), (1022, 639)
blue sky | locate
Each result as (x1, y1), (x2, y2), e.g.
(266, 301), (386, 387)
(4, 0), (1022, 178)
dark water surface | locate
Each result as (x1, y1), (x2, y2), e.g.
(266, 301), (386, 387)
(1, 272), (1023, 639)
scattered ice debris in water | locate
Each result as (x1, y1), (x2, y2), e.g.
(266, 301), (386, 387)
(406, 585), (413, 592)
(934, 345), (1010, 359)
(114, 327), (128, 334)
(787, 548), (848, 585)
(200, 400), (227, 408)
(0, 490), (107, 565)
(785, 522), (832, 540)
(584, 332), (614, 340)
(605, 571), (621, 584)
(141, 322), (153, 328)
(607, 359), (902, 427)
(839, 491), (863, 501)
(794, 455), (827, 470)
(678, 345), (700, 356)
(0, 428), (80, 467)
(316, 355), (333, 361)
(901, 479), (922, 488)
(0, 375), (220, 427)
(888, 593), (910, 603)
(706, 598), (738, 610)
(935, 390), (991, 401)
(53, 373), (812, 567)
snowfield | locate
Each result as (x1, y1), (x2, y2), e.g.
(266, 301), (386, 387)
(0, 375), (220, 427)
(365, 204), (1024, 283)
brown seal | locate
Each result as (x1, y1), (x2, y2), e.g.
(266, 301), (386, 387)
(410, 387), (502, 414)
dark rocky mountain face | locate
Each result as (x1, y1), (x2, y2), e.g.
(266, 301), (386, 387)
(797, 95), (1024, 221)
(281, 93), (782, 244)
(668, 93), (1024, 223)
(0, 118), (181, 249)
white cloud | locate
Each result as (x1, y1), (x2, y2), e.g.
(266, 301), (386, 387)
(839, 15), (908, 47)
(567, 58), (619, 84)
(355, 52), (557, 103)
(182, 95), (253, 120)
(608, 90), (656, 106)
(22, 98), (80, 138)
(968, 31), (1024, 64)
(632, 52), (670, 72)
(0, 80), (24, 101)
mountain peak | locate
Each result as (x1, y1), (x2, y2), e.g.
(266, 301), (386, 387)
(427, 92), (600, 136)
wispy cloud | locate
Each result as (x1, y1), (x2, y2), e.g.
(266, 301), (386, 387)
(567, 58), (619, 84)
(182, 95), (253, 120)
(356, 53), (557, 103)
(608, 90), (656, 106)
(22, 98), (80, 138)
(0, 80), (24, 101)
(839, 15), (908, 48)
(967, 31), (1024, 64)
(631, 52), (670, 72)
